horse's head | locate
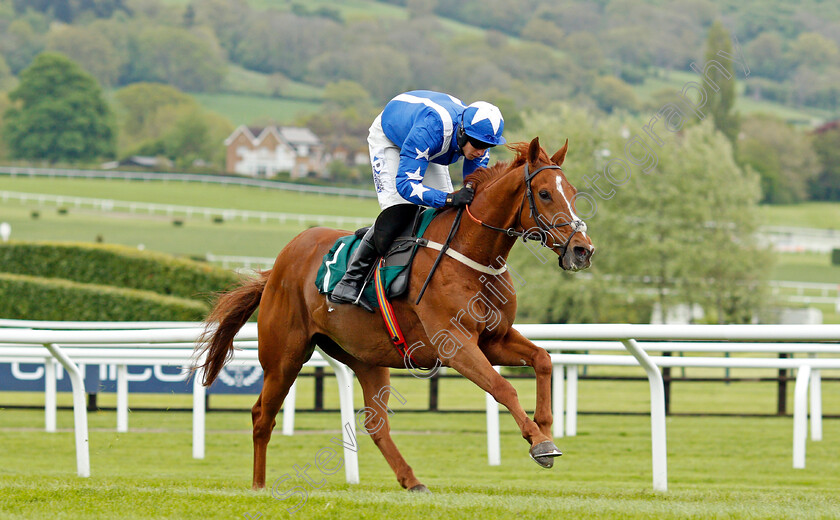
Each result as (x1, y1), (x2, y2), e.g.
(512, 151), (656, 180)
(509, 137), (595, 271)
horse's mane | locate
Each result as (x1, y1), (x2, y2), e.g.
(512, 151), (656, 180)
(464, 141), (551, 191)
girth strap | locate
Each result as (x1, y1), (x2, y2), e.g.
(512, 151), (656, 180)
(395, 236), (508, 276)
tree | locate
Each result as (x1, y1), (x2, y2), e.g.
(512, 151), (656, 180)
(507, 105), (771, 324)
(406, 0), (437, 19)
(786, 32), (840, 71)
(113, 83), (232, 168)
(744, 32), (787, 80)
(0, 92), (9, 159)
(12, 0), (128, 22)
(702, 21), (739, 143)
(736, 114), (820, 204)
(190, 0), (252, 59)
(591, 76), (639, 113)
(323, 80), (373, 109)
(301, 92), (379, 152)
(2, 52), (115, 162)
(519, 17), (564, 48)
(0, 53), (14, 91)
(129, 26), (226, 92)
(234, 11), (339, 79)
(561, 32), (604, 70)
(46, 24), (122, 87)
(810, 124), (840, 201)
(309, 45), (412, 102)
(114, 82), (196, 147)
(0, 19), (46, 74)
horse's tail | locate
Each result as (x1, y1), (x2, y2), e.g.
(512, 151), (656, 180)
(195, 270), (270, 387)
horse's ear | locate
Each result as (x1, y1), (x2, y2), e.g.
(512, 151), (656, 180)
(527, 137), (541, 166)
(551, 138), (569, 166)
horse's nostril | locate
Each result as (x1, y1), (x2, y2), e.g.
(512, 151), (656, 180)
(574, 246), (588, 258)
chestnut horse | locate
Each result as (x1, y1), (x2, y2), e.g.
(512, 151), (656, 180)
(195, 137), (594, 492)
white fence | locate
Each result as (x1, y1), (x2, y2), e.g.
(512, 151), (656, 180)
(769, 280), (840, 309)
(204, 254), (276, 271)
(0, 166), (376, 198)
(758, 226), (840, 253)
(0, 322), (359, 484)
(1, 190), (372, 229)
(511, 324), (840, 492)
(1, 321), (839, 493)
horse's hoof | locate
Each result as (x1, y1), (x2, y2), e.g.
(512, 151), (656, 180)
(408, 484), (431, 494)
(529, 440), (562, 469)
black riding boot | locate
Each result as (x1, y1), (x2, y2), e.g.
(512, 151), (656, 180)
(329, 226), (377, 312)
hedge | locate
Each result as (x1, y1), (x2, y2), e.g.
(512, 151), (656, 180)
(0, 241), (239, 300)
(0, 272), (208, 321)
(833, 248), (840, 266)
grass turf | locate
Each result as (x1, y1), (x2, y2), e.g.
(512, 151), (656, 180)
(1, 404), (838, 519)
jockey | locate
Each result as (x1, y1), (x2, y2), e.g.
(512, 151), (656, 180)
(330, 90), (506, 311)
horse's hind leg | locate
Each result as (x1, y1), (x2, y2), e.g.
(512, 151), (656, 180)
(251, 330), (307, 490)
(353, 364), (426, 492)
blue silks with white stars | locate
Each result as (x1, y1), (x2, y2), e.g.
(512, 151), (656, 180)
(380, 90), (498, 208)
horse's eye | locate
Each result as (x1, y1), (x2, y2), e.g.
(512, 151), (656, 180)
(539, 190), (551, 200)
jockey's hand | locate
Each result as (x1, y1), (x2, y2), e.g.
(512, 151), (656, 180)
(445, 186), (474, 208)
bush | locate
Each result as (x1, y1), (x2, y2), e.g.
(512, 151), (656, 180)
(0, 273), (208, 321)
(0, 241), (238, 300)
(832, 249), (840, 266)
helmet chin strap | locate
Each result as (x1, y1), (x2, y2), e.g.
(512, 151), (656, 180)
(456, 114), (468, 151)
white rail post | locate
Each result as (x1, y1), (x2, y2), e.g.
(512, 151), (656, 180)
(565, 365), (578, 437)
(810, 369), (822, 442)
(45, 357), (56, 433)
(193, 366), (206, 459)
(552, 364), (564, 438)
(317, 349), (359, 484)
(620, 339), (667, 492)
(486, 366), (501, 466)
(117, 364), (128, 433)
(43, 343), (90, 478)
(282, 379), (297, 436)
(793, 365), (811, 469)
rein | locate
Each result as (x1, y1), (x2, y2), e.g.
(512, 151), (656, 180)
(411, 162), (586, 305)
(414, 207), (464, 304)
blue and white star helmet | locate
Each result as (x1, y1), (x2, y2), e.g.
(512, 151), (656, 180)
(461, 101), (506, 147)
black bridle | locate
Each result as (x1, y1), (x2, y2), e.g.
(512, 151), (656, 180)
(415, 163), (587, 304)
(465, 163), (587, 261)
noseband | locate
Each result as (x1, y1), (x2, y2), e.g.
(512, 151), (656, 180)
(465, 163), (587, 259)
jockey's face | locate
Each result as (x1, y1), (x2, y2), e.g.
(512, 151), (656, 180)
(462, 142), (489, 160)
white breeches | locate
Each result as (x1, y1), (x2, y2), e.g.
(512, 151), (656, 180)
(368, 113), (453, 210)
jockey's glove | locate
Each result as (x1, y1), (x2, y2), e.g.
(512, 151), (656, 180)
(445, 186), (475, 207)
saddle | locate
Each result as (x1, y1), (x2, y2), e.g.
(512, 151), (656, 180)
(315, 208), (439, 309)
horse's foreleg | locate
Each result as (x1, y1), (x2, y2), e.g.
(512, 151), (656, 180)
(445, 343), (550, 447)
(445, 343), (560, 467)
(483, 330), (554, 437)
(354, 364), (426, 492)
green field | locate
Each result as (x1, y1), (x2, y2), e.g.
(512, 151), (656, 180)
(773, 252), (840, 284)
(0, 177), (380, 217)
(0, 176), (380, 258)
(1, 382), (839, 519)
(0, 205), (308, 258)
(217, 65), (326, 100)
(758, 202), (840, 230)
(189, 93), (322, 127)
